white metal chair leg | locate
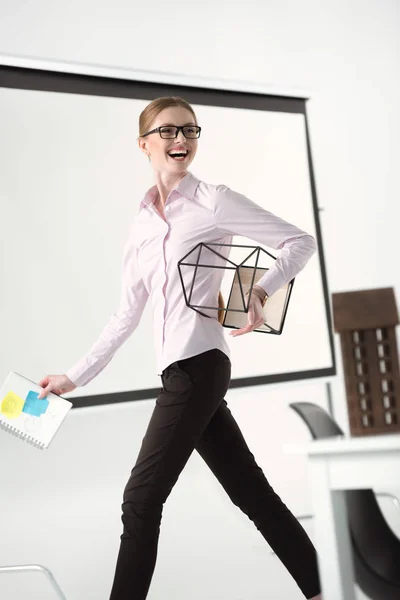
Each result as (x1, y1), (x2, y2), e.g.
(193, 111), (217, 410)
(377, 491), (400, 510)
(0, 564), (67, 600)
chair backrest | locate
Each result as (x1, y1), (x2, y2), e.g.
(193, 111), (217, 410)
(290, 402), (400, 587)
(290, 401), (344, 438)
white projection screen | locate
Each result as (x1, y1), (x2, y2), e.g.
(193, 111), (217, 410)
(0, 65), (335, 407)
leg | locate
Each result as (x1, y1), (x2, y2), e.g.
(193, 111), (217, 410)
(196, 400), (321, 599)
(109, 349), (231, 600)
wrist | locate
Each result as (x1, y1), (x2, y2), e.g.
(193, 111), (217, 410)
(246, 285), (268, 307)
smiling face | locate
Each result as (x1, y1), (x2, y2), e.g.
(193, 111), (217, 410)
(138, 106), (198, 176)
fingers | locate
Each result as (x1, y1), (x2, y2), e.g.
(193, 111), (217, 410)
(230, 321), (264, 336)
(230, 318), (264, 337)
(230, 326), (252, 337)
(37, 384), (52, 399)
(229, 302), (264, 337)
(37, 376), (49, 399)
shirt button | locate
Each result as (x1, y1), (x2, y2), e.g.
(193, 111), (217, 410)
(165, 205), (170, 211)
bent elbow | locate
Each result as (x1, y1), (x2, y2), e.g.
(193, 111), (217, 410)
(306, 234), (318, 255)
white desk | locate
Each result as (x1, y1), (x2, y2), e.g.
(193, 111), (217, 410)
(284, 433), (400, 600)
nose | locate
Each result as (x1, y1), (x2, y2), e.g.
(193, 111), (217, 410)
(175, 129), (186, 143)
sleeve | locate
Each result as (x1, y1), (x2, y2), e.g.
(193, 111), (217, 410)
(213, 185), (318, 297)
(65, 230), (149, 387)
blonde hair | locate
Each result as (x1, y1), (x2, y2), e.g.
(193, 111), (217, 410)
(139, 96), (225, 326)
(139, 96), (198, 137)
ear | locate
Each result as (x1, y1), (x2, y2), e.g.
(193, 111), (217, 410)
(138, 136), (149, 156)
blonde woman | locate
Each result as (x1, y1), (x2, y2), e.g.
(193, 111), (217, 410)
(38, 96), (322, 600)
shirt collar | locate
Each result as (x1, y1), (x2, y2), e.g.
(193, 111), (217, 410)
(140, 172), (199, 209)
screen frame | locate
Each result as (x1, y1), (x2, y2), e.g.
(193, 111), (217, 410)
(0, 60), (336, 408)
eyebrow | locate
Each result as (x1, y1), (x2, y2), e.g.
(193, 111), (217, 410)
(159, 122), (197, 127)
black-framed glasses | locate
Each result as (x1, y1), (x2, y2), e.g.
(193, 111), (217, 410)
(142, 125), (201, 139)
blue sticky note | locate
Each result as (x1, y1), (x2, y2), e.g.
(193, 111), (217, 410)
(22, 391), (49, 417)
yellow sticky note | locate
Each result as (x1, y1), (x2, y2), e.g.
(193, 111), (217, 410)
(1, 391), (25, 419)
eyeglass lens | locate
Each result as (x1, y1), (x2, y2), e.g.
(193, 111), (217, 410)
(160, 126), (200, 139)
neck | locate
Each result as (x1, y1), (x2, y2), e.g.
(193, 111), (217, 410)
(154, 171), (188, 207)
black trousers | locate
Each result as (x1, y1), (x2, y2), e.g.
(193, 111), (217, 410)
(109, 348), (321, 599)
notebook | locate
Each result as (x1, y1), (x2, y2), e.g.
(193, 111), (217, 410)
(223, 266), (292, 334)
(0, 371), (72, 449)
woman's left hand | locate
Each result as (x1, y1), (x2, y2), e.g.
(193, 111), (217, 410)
(229, 294), (265, 337)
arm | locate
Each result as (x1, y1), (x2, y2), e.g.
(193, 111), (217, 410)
(65, 230), (149, 387)
(213, 185), (317, 297)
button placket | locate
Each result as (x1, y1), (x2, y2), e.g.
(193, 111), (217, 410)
(161, 220), (170, 352)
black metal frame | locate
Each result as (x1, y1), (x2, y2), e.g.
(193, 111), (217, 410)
(0, 62), (336, 408)
(141, 125), (201, 139)
(177, 242), (294, 335)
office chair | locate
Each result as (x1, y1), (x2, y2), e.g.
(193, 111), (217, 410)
(290, 402), (400, 600)
(0, 564), (67, 599)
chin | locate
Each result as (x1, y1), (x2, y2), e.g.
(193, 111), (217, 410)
(170, 162), (191, 173)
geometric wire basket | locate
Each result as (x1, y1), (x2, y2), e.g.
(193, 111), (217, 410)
(178, 242), (294, 335)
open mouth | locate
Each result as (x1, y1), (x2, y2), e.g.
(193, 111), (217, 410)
(167, 150), (189, 162)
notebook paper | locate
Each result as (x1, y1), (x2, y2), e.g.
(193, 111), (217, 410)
(0, 371), (72, 449)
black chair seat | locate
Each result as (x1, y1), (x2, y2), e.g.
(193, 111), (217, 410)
(290, 402), (400, 600)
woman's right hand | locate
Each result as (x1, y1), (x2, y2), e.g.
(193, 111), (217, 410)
(37, 374), (77, 399)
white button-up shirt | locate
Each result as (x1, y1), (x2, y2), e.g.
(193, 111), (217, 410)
(66, 172), (317, 386)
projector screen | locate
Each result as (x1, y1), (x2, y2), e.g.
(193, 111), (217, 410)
(0, 65), (335, 406)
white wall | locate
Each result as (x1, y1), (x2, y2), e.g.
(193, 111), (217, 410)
(1, 1), (399, 599)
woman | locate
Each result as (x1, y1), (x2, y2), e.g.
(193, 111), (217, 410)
(38, 96), (322, 600)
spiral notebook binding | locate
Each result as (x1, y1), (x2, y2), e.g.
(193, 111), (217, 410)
(0, 420), (46, 449)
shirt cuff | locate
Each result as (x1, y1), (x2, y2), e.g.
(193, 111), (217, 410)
(66, 359), (91, 388)
(255, 269), (286, 298)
